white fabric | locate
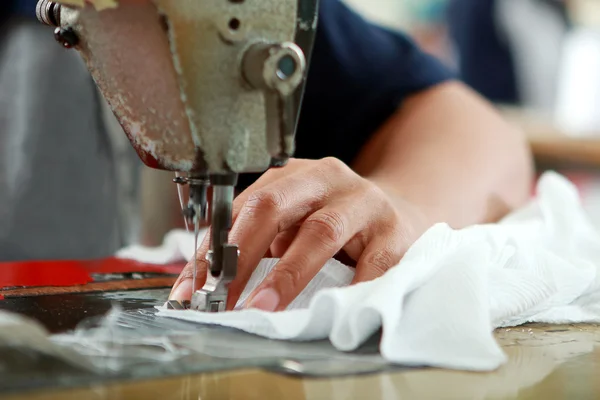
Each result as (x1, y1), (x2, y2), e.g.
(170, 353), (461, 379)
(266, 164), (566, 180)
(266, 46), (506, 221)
(0, 311), (95, 372)
(118, 172), (600, 371)
(117, 229), (199, 265)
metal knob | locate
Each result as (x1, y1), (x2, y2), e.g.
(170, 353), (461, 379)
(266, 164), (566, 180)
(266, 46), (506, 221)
(243, 42), (306, 96)
(36, 0), (61, 27)
(36, 0), (80, 49)
(242, 42), (306, 161)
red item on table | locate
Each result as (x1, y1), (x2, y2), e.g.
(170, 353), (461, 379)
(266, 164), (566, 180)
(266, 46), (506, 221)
(0, 258), (185, 290)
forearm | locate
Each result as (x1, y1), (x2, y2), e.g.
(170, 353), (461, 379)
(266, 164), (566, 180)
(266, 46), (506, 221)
(353, 81), (534, 228)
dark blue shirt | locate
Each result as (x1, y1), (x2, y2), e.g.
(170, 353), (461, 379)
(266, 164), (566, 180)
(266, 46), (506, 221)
(300, 0), (453, 159)
(447, 0), (519, 105)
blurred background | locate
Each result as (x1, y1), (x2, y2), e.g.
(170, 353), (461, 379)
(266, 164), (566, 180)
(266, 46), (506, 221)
(345, 0), (589, 122)
(3, 0), (600, 260)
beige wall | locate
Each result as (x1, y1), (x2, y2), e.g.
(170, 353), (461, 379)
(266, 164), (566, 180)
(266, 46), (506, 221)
(569, 0), (600, 28)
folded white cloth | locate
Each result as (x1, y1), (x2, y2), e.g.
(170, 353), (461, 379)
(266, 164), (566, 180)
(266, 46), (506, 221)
(118, 172), (600, 371)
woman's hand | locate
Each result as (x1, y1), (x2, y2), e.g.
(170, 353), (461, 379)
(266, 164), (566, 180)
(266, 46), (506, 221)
(169, 157), (430, 311)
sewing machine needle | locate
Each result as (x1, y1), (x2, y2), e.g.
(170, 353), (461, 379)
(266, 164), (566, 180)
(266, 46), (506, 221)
(193, 203), (200, 293)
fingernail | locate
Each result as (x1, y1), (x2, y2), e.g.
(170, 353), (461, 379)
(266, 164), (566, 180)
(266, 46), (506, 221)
(169, 279), (193, 301)
(247, 288), (280, 312)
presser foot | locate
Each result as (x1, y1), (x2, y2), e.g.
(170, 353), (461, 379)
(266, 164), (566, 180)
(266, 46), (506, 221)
(191, 288), (228, 313)
(168, 176), (239, 313)
(165, 300), (191, 310)
(189, 245), (239, 313)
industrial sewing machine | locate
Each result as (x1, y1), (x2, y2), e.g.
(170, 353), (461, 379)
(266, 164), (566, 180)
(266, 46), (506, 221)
(35, 0), (318, 312)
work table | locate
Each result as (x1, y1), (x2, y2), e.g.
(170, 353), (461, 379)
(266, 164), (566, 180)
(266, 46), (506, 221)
(502, 107), (600, 169)
(0, 280), (597, 400)
(4, 322), (600, 399)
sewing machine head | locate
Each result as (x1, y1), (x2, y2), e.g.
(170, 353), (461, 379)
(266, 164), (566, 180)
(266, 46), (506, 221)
(37, 0), (317, 174)
(36, 0), (319, 312)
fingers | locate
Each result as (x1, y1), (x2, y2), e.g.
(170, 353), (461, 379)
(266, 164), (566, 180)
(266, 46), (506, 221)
(224, 173), (337, 308)
(351, 232), (407, 284)
(169, 157), (410, 311)
(169, 163), (300, 302)
(246, 202), (369, 311)
(169, 232), (211, 301)
(269, 226), (300, 258)
(230, 160), (314, 223)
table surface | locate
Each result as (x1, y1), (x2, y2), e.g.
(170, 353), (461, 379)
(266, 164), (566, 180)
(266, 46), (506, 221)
(2, 323), (599, 400)
(0, 284), (599, 400)
(501, 107), (600, 168)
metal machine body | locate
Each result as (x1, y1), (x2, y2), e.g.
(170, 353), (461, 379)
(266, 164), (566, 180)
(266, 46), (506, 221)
(36, 0), (319, 312)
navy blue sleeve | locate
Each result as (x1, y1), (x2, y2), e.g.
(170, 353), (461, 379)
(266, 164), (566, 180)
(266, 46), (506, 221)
(446, 0), (519, 104)
(294, 0), (454, 167)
